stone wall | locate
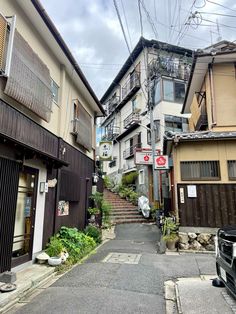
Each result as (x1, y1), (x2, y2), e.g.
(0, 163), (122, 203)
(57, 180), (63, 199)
(178, 232), (216, 251)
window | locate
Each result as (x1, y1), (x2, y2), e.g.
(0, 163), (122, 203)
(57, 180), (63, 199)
(109, 158), (117, 168)
(228, 161), (236, 180)
(139, 170), (145, 185)
(147, 120), (160, 144)
(163, 80), (185, 103)
(180, 161), (220, 180)
(51, 79), (59, 104)
(175, 82), (185, 103)
(154, 80), (161, 104)
(163, 80), (174, 101)
(132, 97), (137, 112)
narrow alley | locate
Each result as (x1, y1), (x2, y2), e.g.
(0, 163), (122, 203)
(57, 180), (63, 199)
(7, 223), (230, 314)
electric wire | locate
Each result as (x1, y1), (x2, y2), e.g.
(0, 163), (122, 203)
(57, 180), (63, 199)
(120, 0), (133, 50)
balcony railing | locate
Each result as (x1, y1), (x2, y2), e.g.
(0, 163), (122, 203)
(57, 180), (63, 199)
(123, 143), (142, 159)
(102, 126), (120, 141)
(121, 71), (140, 101)
(148, 57), (191, 81)
(124, 112), (141, 129)
(107, 96), (120, 115)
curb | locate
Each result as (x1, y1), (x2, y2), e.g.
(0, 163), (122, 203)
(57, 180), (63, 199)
(1, 270), (56, 314)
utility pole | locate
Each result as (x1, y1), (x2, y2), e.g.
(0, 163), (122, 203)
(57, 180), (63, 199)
(148, 77), (159, 208)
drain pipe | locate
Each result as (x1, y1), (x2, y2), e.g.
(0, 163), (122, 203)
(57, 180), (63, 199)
(208, 60), (217, 128)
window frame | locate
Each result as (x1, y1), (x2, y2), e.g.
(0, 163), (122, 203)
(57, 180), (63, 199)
(51, 79), (59, 105)
(180, 160), (221, 181)
(227, 160), (236, 180)
(162, 79), (185, 103)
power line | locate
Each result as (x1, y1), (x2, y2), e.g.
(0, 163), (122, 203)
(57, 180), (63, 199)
(120, 0), (133, 50)
(139, 0), (159, 39)
(206, 0), (236, 13)
(138, 0), (143, 37)
(113, 0), (132, 55)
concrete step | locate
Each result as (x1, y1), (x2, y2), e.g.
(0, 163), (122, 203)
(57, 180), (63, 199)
(111, 214), (143, 219)
(111, 218), (152, 224)
(111, 211), (139, 214)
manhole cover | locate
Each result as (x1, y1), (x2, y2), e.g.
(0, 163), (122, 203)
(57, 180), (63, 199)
(103, 252), (141, 264)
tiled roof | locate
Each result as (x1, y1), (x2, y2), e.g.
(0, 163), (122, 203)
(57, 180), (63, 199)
(165, 131), (236, 142)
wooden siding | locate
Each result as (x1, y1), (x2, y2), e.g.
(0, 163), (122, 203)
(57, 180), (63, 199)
(0, 99), (58, 158)
(177, 184), (236, 227)
(0, 157), (20, 273)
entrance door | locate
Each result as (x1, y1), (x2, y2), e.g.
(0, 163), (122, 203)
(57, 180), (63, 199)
(12, 166), (38, 268)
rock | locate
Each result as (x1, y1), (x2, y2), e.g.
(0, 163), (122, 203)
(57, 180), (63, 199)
(190, 240), (202, 250)
(188, 233), (197, 241)
(179, 243), (189, 250)
(178, 232), (189, 244)
(36, 252), (49, 264)
(209, 236), (216, 245)
(197, 233), (211, 245)
(205, 244), (215, 251)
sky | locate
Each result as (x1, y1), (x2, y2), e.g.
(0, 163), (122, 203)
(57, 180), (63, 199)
(41, 0), (236, 100)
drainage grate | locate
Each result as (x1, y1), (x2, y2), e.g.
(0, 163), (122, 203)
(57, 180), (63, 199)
(103, 252), (141, 264)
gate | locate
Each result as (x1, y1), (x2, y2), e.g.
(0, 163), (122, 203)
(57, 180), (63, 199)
(0, 157), (20, 272)
(177, 184), (236, 228)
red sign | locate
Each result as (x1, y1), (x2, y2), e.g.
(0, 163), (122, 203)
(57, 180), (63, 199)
(144, 155), (149, 162)
(154, 155), (169, 169)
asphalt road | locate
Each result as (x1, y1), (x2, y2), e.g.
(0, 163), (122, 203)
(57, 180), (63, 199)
(10, 223), (216, 314)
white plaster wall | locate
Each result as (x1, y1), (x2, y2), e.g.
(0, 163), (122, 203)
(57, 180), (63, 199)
(24, 160), (47, 255)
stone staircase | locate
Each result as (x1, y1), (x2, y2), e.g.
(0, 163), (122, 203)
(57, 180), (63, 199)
(103, 189), (151, 224)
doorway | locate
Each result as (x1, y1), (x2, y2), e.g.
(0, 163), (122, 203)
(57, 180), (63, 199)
(12, 166), (38, 268)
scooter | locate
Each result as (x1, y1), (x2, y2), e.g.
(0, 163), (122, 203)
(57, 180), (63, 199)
(138, 196), (150, 218)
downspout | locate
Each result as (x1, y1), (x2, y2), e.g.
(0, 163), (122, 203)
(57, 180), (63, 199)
(208, 60), (217, 127)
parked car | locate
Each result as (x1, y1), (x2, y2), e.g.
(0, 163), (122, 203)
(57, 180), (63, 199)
(216, 226), (236, 297)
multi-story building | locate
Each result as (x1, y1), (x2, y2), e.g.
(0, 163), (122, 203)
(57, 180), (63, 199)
(164, 41), (236, 228)
(100, 37), (192, 208)
(0, 0), (104, 273)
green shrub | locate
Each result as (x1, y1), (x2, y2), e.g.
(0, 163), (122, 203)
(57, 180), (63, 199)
(122, 171), (138, 185)
(90, 192), (103, 208)
(128, 191), (139, 205)
(103, 175), (111, 189)
(57, 226), (96, 263)
(84, 225), (102, 244)
(45, 236), (63, 257)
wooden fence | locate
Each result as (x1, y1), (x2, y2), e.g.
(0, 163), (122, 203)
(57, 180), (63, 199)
(177, 184), (236, 228)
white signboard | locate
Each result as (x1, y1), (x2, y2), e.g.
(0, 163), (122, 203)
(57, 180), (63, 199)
(99, 141), (113, 161)
(180, 188), (185, 204)
(135, 151), (153, 165)
(154, 155), (169, 170)
(187, 185), (197, 198)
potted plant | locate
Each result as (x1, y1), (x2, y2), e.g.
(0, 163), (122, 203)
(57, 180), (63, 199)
(163, 233), (179, 250)
(46, 236), (63, 266)
(161, 216), (179, 251)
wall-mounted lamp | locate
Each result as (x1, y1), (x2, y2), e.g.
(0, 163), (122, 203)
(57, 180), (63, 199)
(92, 173), (99, 184)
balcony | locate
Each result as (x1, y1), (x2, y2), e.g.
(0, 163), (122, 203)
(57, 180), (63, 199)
(102, 126), (120, 141)
(123, 143), (142, 159)
(148, 57), (191, 81)
(190, 93), (208, 131)
(124, 112), (141, 129)
(107, 96), (120, 115)
(120, 71), (140, 106)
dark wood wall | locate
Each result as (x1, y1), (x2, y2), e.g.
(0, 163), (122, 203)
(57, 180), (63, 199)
(42, 140), (95, 246)
(177, 184), (236, 228)
(0, 99), (58, 158)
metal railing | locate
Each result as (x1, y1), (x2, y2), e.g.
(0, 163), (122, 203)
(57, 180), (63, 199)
(123, 143), (142, 159)
(124, 112), (141, 129)
(121, 71), (140, 100)
(107, 96), (120, 115)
